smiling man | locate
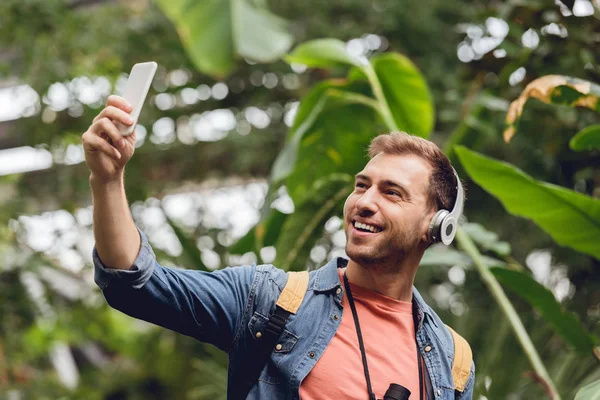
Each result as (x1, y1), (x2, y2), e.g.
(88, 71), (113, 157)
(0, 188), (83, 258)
(84, 98), (474, 400)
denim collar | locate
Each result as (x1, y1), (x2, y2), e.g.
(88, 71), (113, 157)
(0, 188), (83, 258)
(311, 257), (433, 318)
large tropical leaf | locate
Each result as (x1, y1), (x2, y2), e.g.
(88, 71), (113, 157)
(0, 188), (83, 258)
(285, 41), (434, 138)
(284, 102), (380, 203)
(492, 268), (599, 356)
(455, 146), (600, 260)
(350, 53), (434, 138)
(504, 75), (600, 142)
(575, 380), (600, 400)
(570, 125), (600, 152)
(270, 79), (377, 184)
(285, 38), (364, 69)
(274, 174), (353, 271)
(155, 0), (293, 78)
(274, 49), (433, 191)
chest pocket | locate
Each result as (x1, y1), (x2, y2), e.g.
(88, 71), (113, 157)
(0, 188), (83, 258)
(248, 311), (299, 384)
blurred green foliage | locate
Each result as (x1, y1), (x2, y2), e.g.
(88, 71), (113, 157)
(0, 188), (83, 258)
(0, 0), (599, 399)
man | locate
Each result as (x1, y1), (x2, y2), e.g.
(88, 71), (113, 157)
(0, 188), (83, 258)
(83, 95), (475, 399)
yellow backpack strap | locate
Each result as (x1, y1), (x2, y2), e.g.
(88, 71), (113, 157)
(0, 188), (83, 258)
(445, 325), (473, 392)
(276, 271), (310, 314)
(240, 271), (309, 399)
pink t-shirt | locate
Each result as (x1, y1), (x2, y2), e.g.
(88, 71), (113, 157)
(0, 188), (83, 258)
(300, 269), (420, 399)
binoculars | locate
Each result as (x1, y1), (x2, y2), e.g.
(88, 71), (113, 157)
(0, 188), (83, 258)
(382, 383), (411, 400)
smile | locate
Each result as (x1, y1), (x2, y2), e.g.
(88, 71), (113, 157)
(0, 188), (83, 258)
(353, 221), (382, 233)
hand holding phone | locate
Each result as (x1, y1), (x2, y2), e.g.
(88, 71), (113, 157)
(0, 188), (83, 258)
(82, 62), (157, 184)
(115, 61), (157, 136)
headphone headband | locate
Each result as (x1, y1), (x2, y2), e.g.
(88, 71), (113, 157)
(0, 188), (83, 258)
(448, 168), (464, 225)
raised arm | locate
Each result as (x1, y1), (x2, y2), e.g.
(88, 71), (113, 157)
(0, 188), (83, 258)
(83, 95), (140, 269)
(83, 95), (260, 351)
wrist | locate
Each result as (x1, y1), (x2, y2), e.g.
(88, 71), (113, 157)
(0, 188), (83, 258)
(89, 172), (124, 190)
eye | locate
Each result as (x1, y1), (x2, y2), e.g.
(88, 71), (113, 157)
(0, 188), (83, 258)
(355, 182), (367, 189)
(386, 190), (401, 197)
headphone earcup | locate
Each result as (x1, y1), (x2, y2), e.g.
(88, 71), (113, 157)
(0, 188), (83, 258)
(440, 215), (457, 245)
(428, 210), (448, 243)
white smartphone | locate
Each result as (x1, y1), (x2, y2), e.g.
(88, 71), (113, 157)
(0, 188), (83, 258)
(115, 61), (158, 136)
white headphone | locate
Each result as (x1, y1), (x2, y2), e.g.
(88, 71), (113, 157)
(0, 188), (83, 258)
(427, 168), (464, 245)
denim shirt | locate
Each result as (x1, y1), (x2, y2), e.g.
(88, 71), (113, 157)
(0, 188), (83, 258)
(94, 229), (475, 400)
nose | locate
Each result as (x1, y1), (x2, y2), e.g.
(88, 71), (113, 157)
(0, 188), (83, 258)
(354, 187), (379, 216)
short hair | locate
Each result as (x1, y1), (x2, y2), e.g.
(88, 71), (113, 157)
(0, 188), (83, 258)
(368, 131), (462, 212)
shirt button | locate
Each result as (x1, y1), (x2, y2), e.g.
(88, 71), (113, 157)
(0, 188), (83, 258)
(336, 288), (342, 295)
(425, 345), (432, 352)
(437, 389), (441, 396)
(333, 314), (339, 320)
(256, 332), (262, 339)
(308, 351), (316, 358)
(275, 344), (283, 351)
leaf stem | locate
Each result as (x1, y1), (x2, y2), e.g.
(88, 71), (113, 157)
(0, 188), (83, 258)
(364, 63), (399, 131)
(455, 227), (561, 400)
(327, 89), (381, 110)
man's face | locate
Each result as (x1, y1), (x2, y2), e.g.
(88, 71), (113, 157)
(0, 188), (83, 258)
(343, 152), (435, 267)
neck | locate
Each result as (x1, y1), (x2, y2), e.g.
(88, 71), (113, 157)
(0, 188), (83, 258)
(345, 255), (422, 302)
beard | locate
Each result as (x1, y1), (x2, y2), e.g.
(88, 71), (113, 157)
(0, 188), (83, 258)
(345, 227), (420, 272)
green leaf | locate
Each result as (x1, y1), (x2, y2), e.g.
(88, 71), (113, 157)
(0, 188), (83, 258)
(284, 38), (364, 69)
(270, 79), (377, 183)
(228, 225), (257, 254)
(570, 125), (600, 151)
(455, 146), (600, 260)
(350, 53), (434, 137)
(164, 214), (208, 271)
(420, 245), (505, 268)
(155, 0), (293, 78)
(270, 76), (378, 204)
(284, 101), (380, 203)
(491, 268), (599, 354)
(462, 222), (512, 256)
(272, 51), (433, 190)
(274, 174), (353, 271)
(229, 209), (289, 255)
(263, 210), (289, 247)
(504, 75), (600, 142)
(575, 379), (600, 400)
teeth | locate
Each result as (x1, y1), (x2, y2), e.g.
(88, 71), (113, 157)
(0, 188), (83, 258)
(354, 222), (381, 233)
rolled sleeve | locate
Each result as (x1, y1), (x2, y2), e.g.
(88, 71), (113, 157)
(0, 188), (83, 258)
(93, 227), (155, 290)
(91, 226), (258, 351)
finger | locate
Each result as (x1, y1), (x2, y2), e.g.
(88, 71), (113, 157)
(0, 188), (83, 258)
(106, 95), (133, 113)
(83, 131), (122, 160)
(91, 117), (126, 149)
(93, 106), (134, 126)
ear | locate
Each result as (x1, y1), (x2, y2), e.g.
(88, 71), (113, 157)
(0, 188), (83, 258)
(420, 208), (437, 244)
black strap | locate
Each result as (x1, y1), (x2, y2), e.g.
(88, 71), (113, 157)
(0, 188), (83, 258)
(265, 307), (292, 340)
(413, 305), (425, 400)
(343, 272), (377, 400)
(237, 306), (291, 400)
(343, 271), (424, 400)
